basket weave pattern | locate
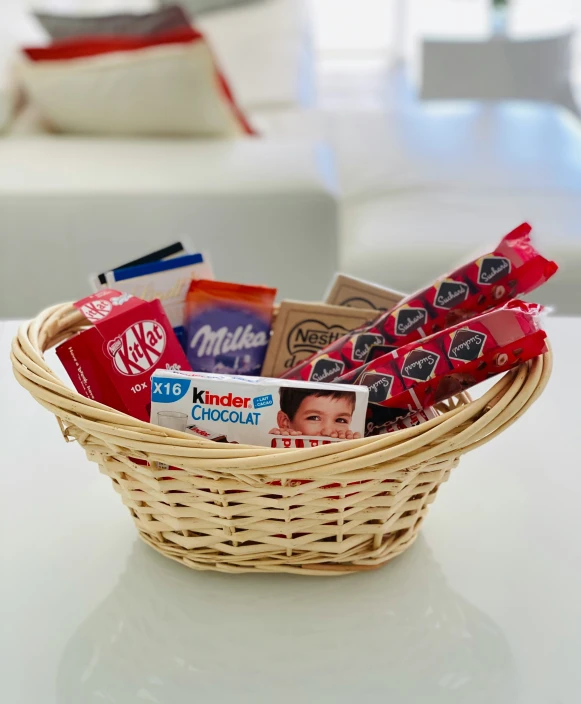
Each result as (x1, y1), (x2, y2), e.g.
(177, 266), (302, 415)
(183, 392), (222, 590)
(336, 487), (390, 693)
(11, 303), (552, 575)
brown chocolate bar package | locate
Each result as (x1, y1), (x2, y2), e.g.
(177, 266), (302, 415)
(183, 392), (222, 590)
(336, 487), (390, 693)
(261, 300), (376, 377)
(325, 274), (404, 311)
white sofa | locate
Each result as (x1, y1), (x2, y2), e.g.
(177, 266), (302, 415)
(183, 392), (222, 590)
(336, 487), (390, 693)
(0, 0), (336, 317)
(0, 137), (338, 314)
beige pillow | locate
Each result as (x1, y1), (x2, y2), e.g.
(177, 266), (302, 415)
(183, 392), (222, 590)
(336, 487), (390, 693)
(17, 34), (253, 137)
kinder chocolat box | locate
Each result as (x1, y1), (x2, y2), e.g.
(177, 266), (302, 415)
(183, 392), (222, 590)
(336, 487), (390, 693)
(150, 370), (368, 447)
(56, 289), (191, 422)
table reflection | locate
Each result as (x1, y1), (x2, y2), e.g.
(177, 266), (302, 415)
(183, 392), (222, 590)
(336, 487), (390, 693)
(57, 536), (517, 703)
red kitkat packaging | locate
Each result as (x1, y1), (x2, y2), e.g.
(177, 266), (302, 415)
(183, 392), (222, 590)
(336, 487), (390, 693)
(337, 300), (547, 423)
(56, 289), (191, 421)
(282, 223), (557, 382)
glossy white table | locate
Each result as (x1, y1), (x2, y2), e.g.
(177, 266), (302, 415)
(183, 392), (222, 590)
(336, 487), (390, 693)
(2, 317), (581, 703)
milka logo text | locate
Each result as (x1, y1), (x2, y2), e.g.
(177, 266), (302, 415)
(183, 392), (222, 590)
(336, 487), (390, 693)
(190, 324), (268, 358)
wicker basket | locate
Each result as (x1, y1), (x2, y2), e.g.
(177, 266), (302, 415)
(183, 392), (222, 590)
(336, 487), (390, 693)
(11, 301), (552, 575)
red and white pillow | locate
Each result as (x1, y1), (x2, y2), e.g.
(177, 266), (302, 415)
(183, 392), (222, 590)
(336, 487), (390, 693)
(16, 26), (254, 137)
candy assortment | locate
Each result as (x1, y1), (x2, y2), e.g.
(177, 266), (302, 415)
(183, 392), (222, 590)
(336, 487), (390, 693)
(56, 223), (556, 447)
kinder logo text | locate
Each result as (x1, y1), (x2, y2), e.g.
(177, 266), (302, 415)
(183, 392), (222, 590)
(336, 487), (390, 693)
(191, 387), (260, 425)
(108, 320), (166, 376)
(192, 387), (252, 408)
(190, 324), (268, 358)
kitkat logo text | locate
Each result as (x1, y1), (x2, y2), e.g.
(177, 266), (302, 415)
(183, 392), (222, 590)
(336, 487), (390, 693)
(80, 299), (112, 323)
(108, 320), (166, 376)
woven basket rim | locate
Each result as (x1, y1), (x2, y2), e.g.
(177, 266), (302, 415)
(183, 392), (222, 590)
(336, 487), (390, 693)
(11, 301), (552, 474)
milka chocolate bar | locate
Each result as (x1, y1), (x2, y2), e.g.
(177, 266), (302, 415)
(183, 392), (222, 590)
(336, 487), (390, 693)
(338, 300), (547, 416)
(261, 300), (376, 378)
(185, 280), (276, 376)
(283, 223), (557, 382)
(325, 273), (404, 311)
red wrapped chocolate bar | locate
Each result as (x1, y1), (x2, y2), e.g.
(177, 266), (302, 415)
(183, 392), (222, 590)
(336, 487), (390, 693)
(270, 436), (341, 449)
(282, 223), (557, 382)
(370, 408), (438, 435)
(337, 300), (547, 423)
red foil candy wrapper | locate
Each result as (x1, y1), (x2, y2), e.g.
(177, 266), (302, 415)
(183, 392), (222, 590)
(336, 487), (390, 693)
(270, 436), (342, 449)
(337, 300), (547, 421)
(371, 408), (438, 435)
(282, 223), (557, 382)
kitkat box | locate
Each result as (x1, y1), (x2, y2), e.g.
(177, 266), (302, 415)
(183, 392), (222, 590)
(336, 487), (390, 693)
(56, 289), (191, 421)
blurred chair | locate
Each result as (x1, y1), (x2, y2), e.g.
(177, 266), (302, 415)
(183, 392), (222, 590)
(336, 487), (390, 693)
(420, 30), (579, 115)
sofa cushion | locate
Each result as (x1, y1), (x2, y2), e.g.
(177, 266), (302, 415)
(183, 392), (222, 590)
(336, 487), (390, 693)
(17, 28), (254, 137)
(198, 0), (315, 109)
(162, 0), (256, 15)
(34, 5), (192, 40)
